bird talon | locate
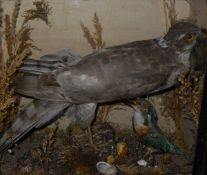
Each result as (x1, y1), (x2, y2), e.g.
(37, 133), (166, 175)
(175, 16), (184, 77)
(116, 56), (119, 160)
(86, 127), (101, 151)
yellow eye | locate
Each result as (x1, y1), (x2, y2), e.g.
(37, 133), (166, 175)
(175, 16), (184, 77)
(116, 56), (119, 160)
(185, 33), (195, 42)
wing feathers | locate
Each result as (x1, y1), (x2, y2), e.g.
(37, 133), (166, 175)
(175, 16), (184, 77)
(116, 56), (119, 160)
(18, 48), (81, 75)
(13, 73), (66, 101)
(0, 100), (70, 152)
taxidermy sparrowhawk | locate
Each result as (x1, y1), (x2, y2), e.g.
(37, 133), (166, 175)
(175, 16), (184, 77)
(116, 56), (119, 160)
(0, 21), (207, 153)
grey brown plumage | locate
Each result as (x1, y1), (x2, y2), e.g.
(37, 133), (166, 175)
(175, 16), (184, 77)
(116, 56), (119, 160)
(65, 103), (97, 129)
(15, 39), (179, 103)
(0, 100), (70, 152)
(15, 23), (206, 104)
(1, 22), (207, 153)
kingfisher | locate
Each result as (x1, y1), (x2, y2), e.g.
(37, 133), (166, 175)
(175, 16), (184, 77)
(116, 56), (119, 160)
(0, 21), (207, 152)
(130, 99), (179, 153)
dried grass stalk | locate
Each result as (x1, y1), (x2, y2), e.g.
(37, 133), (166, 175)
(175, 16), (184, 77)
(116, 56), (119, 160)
(160, 73), (203, 148)
(92, 12), (105, 49)
(4, 14), (13, 62)
(0, 0), (51, 132)
(11, 0), (21, 34)
(163, 0), (177, 30)
(177, 74), (203, 126)
(22, 0), (51, 25)
(96, 104), (113, 123)
(80, 22), (97, 50)
(81, 12), (105, 51)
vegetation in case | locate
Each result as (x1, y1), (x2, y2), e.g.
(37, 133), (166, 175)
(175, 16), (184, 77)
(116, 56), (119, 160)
(0, 0), (51, 132)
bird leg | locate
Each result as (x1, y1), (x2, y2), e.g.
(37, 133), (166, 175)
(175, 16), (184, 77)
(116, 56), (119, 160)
(144, 147), (160, 159)
(87, 126), (100, 151)
(87, 126), (94, 145)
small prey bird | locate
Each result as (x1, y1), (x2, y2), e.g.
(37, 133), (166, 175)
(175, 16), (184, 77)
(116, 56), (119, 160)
(0, 21), (207, 153)
(130, 99), (179, 153)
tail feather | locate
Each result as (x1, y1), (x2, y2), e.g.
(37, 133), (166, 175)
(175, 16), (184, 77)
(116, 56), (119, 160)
(19, 59), (59, 75)
(18, 58), (64, 75)
(23, 58), (60, 65)
(22, 58), (65, 67)
(18, 48), (81, 75)
(18, 65), (54, 75)
(0, 100), (70, 152)
(14, 48), (82, 100)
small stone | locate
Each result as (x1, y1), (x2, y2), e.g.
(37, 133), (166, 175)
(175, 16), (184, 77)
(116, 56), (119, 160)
(7, 149), (13, 154)
(137, 159), (147, 167)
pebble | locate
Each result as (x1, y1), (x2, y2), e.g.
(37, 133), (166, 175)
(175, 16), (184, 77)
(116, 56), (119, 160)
(137, 159), (147, 167)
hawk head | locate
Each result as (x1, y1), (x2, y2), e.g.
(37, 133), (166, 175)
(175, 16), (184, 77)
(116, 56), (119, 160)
(161, 21), (207, 71)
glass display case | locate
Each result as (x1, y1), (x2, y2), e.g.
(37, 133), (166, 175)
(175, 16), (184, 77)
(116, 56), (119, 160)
(0, 0), (207, 174)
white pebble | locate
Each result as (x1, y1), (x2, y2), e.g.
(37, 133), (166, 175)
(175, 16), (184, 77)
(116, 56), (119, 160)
(137, 159), (147, 167)
(7, 149), (12, 154)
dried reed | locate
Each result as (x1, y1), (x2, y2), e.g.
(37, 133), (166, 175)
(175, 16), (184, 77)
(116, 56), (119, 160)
(80, 21), (97, 50)
(160, 73), (203, 148)
(163, 0), (177, 30)
(92, 13), (105, 49)
(177, 74), (203, 126)
(0, 0), (51, 132)
(81, 12), (105, 51)
(22, 0), (51, 26)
